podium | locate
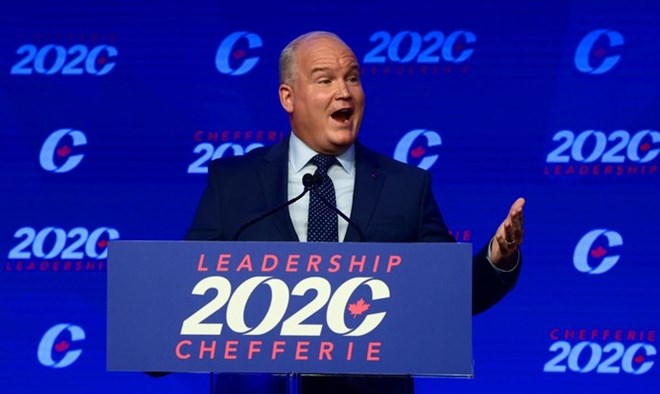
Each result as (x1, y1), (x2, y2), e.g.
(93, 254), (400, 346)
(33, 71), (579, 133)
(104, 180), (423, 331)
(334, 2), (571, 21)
(107, 241), (473, 390)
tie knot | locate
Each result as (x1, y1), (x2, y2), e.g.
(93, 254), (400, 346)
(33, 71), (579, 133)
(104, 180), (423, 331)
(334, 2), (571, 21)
(311, 154), (337, 175)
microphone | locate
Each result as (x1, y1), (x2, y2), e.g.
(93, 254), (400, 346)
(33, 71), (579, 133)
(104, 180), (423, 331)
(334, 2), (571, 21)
(303, 173), (321, 189)
(233, 174), (318, 240)
(309, 174), (365, 242)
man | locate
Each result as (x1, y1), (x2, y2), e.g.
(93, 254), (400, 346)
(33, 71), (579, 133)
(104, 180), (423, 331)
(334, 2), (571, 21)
(186, 31), (524, 394)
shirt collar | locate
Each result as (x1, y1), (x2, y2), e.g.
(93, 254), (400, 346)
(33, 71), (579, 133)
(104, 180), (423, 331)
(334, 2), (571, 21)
(289, 131), (355, 175)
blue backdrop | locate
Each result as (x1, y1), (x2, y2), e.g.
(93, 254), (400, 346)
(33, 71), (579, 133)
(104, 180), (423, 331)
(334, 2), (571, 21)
(1, 1), (658, 393)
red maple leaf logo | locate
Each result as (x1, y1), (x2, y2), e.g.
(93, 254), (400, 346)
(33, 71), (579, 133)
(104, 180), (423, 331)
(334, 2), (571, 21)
(97, 239), (108, 248)
(634, 354), (645, 364)
(590, 246), (607, 259)
(640, 142), (651, 152)
(347, 298), (370, 318)
(410, 145), (426, 158)
(54, 340), (70, 353)
(56, 145), (72, 158)
(232, 49), (246, 59)
(593, 47), (607, 58)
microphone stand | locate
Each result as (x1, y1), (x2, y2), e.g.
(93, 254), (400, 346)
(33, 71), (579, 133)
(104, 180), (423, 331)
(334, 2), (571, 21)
(233, 174), (318, 241)
(288, 373), (301, 394)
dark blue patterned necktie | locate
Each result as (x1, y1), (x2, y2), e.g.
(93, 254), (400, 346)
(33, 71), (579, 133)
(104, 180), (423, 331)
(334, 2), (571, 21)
(307, 154), (338, 242)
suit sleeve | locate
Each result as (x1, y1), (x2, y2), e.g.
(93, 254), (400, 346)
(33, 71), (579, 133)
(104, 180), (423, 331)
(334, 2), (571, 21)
(471, 243), (521, 314)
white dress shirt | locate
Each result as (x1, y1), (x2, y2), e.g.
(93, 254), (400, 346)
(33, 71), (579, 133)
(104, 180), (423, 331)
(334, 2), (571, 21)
(287, 132), (355, 242)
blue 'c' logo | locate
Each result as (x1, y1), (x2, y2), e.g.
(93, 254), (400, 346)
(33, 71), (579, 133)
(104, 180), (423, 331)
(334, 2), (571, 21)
(573, 229), (622, 274)
(39, 128), (87, 173)
(215, 32), (262, 76)
(574, 29), (624, 74)
(37, 324), (85, 368)
(393, 129), (442, 170)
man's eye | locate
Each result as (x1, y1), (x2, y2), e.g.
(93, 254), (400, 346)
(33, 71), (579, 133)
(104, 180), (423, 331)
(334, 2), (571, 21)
(319, 79), (331, 84)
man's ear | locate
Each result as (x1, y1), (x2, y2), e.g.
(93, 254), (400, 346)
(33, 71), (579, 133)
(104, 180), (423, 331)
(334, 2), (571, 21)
(279, 84), (294, 113)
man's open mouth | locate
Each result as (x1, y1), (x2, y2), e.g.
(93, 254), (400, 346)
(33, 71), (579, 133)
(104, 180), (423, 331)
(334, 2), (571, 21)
(331, 108), (354, 124)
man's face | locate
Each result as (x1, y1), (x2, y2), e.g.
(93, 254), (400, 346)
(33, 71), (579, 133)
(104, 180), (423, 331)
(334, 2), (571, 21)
(279, 36), (365, 155)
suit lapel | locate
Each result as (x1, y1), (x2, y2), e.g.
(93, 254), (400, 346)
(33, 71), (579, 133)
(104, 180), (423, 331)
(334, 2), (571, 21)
(257, 139), (299, 241)
(344, 143), (384, 242)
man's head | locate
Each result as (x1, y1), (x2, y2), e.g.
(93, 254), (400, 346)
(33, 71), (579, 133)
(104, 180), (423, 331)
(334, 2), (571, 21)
(279, 32), (365, 155)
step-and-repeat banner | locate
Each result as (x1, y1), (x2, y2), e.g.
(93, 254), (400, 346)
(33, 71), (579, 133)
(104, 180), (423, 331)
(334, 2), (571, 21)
(1, 1), (658, 393)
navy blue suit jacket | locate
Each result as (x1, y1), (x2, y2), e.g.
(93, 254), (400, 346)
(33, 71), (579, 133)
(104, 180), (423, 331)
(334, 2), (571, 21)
(186, 138), (520, 314)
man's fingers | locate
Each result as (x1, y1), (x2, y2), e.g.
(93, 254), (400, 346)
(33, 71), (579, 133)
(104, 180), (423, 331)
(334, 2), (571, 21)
(503, 221), (513, 238)
(508, 197), (525, 242)
(508, 198), (524, 218)
(494, 197), (527, 257)
(513, 197), (526, 210)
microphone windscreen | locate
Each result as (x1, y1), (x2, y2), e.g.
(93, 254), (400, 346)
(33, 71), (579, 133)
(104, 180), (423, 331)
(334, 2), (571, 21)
(302, 173), (315, 188)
